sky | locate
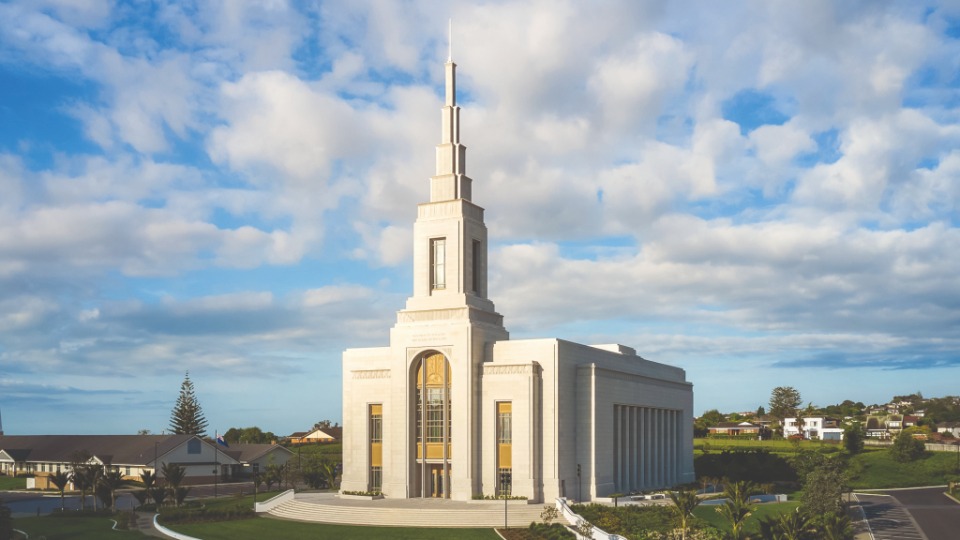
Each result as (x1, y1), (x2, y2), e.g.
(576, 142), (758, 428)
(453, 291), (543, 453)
(1, 1), (959, 436)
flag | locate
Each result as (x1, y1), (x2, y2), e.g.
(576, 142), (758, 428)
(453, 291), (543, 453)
(216, 432), (229, 448)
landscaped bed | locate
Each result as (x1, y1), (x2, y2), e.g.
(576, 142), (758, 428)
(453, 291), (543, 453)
(170, 518), (501, 540)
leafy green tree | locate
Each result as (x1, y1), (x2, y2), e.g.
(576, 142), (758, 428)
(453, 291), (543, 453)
(573, 518), (593, 540)
(769, 386), (802, 428)
(49, 470), (71, 511)
(169, 371), (208, 436)
(843, 422), (865, 455)
(667, 488), (701, 540)
(801, 458), (847, 516)
(223, 426), (277, 444)
(890, 430), (926, 462)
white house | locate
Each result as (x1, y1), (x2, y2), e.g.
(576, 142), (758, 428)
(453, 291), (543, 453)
(783, 417), (844, 440)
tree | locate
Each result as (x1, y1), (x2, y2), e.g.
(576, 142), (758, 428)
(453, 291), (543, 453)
(760, 508), (814, 540)
(313, 419), (340, 431)
(573, 518), (594, 540)
(668, 488), (701, 540)
(540, 504), (560, 525)
(820, 512), (853, 540)
(49, 470), (71, 511)
(756, 406), (766, 417)
(801, 458), (847, 516)
(891, 430), (926, 462)
(223, 426), (277, 444)
(769, 386), (802, 427)
(100, 470), (125, 510)
(169, 371), (208, 436)
(843, 423), (865, 455)
(715, 481), (755, 540)
(161, 462), (187, 507)
(140, 470), (156, 490)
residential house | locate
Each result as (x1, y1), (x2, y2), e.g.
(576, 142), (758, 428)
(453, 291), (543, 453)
(708, 422), (762, 437)
(937, 421), (960, 438)
(0, 434), (246, 487)
(288, 427), (342, 444)
(783, 417), (844, 440)
(221, 443), (294, 477)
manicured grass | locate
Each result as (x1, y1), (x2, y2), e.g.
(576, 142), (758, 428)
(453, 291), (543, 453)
(0, 476), (27, 490)
(12, 516), (142, 540)
(692, 501), (801, 535)
(171, 517), (501, 539)
(286, 442), (342, 461)
(848, 448), (960, 488)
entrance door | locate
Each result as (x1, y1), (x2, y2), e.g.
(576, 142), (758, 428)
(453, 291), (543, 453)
(429, 464), (445, 498)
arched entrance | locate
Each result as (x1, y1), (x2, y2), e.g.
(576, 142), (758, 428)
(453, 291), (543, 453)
(414, 351), (451, 498)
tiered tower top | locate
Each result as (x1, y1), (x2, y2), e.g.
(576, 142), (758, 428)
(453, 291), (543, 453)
(430, 58), (472, 202)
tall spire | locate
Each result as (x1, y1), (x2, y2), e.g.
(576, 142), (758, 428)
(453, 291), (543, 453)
(430, 26), (471, 202)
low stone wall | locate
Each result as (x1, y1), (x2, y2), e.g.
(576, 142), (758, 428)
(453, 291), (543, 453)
(254, 489), (295, 513)
(555, 497), (628, 540)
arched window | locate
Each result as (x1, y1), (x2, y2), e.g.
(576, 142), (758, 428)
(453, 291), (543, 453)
(415, 352), (451, 497)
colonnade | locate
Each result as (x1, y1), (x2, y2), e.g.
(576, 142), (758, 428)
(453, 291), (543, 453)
(612, 405), (682, 492)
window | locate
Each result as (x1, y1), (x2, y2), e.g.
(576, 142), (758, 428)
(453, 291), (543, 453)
(497, 403), (512, 444)
(370, 404), (383, 491)
(471, 239), (481, 294)
(498, 468), (512, 497)
(496, 401), (512, 496)
(370, 466), (382, 492)
(430, 238), (446, 290)
(187, 439), (201, 454)
(370, 406), (382, 443)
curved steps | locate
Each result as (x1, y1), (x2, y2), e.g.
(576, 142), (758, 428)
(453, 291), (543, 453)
(267, 499), (546, 528)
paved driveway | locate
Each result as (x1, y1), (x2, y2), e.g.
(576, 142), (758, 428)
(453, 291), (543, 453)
(857, 487), (960, 540)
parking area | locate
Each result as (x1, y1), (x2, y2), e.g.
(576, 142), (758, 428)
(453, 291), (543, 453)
(857, 487), (960, 540)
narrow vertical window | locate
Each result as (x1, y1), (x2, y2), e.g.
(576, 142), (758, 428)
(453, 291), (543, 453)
(496, 401), (512, 497)
(471, 239), (481, 294)
(430, 238), (446, 290)
(369, 404), (383, 492)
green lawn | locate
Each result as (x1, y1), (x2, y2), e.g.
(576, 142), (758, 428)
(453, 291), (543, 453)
(692, 501), (801, 535)
(695, 438), (846, 455)
(848, 448), (960, 488)
(12, 516), (142, 540)
(0, 476), (27, 490)
(171, 517), (500, 540)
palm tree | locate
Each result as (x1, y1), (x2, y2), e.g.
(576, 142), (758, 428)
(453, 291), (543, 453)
(140, 470), (156, 490)
(668, 488), (702, 540)
(49, 470), (71, 511)
(320, 461), (338, 490)
(100, 470), (125, 510)
(715, 481), (755, 540)
(85, 465), (104, 511)
(775, 508), (814, 540)
(161, 463), (187, 507)
(821, 512), (853, 540)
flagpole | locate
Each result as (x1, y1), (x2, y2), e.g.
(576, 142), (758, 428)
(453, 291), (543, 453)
(214, 431), (219, 498)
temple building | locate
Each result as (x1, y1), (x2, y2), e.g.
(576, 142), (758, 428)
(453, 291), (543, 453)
(341, 55), (694, 502)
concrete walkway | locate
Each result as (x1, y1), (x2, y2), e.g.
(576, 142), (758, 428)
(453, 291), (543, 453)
(131, 512), (171, 538)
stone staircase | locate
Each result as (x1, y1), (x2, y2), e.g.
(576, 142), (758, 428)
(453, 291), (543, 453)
(267, 498), (546, 528)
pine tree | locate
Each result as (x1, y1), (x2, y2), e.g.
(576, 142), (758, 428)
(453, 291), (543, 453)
(169, 371), (208, 436)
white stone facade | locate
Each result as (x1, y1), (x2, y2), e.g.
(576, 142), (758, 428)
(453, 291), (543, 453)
(341, 57), (694, 502)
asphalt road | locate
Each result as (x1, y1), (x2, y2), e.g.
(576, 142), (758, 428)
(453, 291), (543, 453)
(858, 487), (960, 540)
